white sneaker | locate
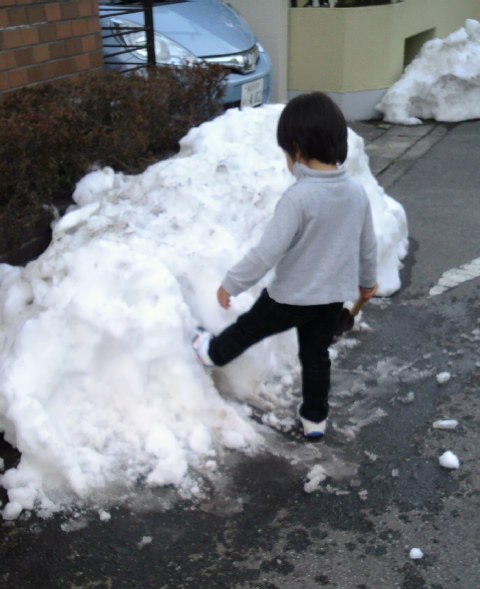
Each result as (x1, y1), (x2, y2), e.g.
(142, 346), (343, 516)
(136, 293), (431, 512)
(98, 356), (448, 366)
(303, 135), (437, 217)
(297, 404), (327, 439)
(192, 327), (214, 367)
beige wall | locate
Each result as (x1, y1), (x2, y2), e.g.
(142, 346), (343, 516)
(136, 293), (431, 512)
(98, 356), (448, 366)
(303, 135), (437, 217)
(289, 0), (480, 94)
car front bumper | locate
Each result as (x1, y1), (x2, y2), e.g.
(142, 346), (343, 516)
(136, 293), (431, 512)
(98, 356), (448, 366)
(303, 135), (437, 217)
(221, 50), (272, 107)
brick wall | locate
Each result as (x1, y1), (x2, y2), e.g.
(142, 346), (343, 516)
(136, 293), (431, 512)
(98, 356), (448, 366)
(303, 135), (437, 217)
(0, 0), (103, 94)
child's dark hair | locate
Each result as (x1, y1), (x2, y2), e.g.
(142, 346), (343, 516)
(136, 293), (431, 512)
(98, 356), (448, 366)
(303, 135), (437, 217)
(277, 92), (348, 165)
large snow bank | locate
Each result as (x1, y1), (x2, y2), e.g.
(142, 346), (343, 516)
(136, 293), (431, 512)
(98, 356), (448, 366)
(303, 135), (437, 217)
(377, 19), (480, 125)
(0, 105), (407, 518)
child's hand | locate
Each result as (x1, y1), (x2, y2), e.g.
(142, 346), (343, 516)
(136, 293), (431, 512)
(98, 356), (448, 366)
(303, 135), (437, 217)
(217, 286), (231, 309)
(359, 284), (377, 302)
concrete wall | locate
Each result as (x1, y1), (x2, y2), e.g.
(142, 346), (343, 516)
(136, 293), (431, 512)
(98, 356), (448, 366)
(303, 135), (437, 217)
(228, 0), (289, 103)
(0, 0), (103, 95)
(288, 0), (480, 119)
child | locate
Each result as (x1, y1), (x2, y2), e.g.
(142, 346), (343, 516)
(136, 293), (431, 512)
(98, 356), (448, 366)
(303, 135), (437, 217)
(193, 92), (377, 439)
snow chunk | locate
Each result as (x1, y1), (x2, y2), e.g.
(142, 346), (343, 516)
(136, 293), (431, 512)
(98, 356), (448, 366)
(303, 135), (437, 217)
(358, 489), (368, 501)
(399, 391), (415, 404)
(304, 465), (327, 493)
(409, 547), (424, 560)
(138, 536), (153, 548)
(433, 419), (458, 430)
(99, 510), (111, 522)
(61, 518), (88, 533)
(436, 372), (451, 384)
(439, 450), (460, 470)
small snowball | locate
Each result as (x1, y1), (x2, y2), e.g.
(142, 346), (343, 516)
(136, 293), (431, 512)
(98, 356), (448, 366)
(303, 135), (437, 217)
(409, 548), (424, 560)
(138, 536), (153, 548)
(399, 391), (415, 404)
(439, 450), (460, 470)
(99, 510), (111, 522)
(436, 372), (451, 384)
(433, 419), (458, 430)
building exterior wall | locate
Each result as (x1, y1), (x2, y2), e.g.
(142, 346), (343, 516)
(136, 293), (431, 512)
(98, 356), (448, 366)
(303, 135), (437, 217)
(0, 0), (103, 95)
(288, 0), (480, 119)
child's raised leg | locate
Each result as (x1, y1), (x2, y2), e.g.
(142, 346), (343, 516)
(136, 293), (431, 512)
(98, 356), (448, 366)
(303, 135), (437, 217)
(208, 289), (299, 366)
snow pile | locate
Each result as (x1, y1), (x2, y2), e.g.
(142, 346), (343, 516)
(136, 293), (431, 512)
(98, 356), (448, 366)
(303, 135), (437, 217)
(344, 129), (407, 295)
(377, 19), (480, 124)
(0, 105), (407, 518)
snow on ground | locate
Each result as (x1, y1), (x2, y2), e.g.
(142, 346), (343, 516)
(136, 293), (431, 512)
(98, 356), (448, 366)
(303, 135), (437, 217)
(0, 104), (408, 519)
(377, 19), (480, 125)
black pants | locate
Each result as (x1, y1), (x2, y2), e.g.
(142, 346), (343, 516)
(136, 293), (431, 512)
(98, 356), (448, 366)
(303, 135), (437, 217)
(209, 289), (343, 422)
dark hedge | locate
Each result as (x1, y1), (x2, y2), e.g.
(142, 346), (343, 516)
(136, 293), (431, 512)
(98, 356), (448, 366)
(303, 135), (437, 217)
(0, 65), (226, 258)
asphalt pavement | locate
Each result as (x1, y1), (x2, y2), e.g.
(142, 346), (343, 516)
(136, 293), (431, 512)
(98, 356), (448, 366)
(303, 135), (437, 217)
(1, 118), (480, 589)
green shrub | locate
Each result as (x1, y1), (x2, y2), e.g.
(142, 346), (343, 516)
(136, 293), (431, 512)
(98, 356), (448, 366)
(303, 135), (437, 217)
(0, 65), (226, 257)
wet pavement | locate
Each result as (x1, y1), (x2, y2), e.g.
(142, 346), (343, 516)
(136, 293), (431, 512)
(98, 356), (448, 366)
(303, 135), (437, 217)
(1, 119), (480, 589)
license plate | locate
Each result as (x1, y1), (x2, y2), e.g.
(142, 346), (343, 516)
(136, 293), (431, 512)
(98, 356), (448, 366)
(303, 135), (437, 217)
(241, 78), (264, 108)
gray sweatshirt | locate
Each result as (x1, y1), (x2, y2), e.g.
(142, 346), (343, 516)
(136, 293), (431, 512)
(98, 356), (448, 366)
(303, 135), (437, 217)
(222, 163), (377, 305)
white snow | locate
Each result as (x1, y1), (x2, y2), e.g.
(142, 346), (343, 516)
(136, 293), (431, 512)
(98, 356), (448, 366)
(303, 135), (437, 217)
(439, 451), (460, 470)
(436, 372), (451, 384)
(304, 464), (327, 493)
(433, 419), (458, 430)
(377, 19), (480, 124)
(409, 547), (424, 560)
(2, 500), (22, 521)
(358, 489), (368, 501)
(98, 510), (111, 522)
(138, 535), (153, 548)
(0, 104), (407, 519)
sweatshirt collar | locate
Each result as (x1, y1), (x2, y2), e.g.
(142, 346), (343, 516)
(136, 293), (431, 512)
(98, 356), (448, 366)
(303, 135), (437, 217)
(293, 162), (346, 181)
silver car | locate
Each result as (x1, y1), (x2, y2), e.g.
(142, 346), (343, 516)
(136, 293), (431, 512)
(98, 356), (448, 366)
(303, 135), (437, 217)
(100, 0), (272, 108)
